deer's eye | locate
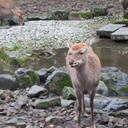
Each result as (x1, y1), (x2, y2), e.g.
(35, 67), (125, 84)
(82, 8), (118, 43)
(79, 52), (84, 54)
(68, 52), (72, 55)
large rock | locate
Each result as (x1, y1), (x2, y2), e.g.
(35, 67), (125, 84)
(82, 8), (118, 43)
(111, 27), (128, 40)
(91, 6), (108, 17)
(14, 68), (40, 88)
(45, 116), (64, 125)
(0, 74), (18, 90)
(97, 81), (108, 96)
(97, 24), (126, 37)
(50, 10), (70, 20)
(62, 86), (76, 100)
(32, 97), (61, 109)
(101, 67), (128, 96)
(44, 70), (72, 95)
(27, 85), (47, 98)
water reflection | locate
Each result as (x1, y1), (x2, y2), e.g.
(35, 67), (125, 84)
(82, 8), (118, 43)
(93, 38), (128, 74)
(0, 38), (128, 74)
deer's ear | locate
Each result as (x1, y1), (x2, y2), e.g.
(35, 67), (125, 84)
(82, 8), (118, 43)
(86, 38), (94, 47)
(66, 42), (73, 48)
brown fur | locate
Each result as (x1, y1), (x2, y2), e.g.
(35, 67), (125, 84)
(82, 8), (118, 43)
(0, 0), (24, 25)
(66, 39), (101, 128)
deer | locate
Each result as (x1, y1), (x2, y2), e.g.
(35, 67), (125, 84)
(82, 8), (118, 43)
(66, 38), (101, 128)
(0, 0), (24, 25)
(119, 0), (128, 12)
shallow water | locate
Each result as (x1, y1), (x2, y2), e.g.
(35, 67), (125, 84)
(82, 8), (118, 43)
(35, 38), (128, 74)
(0, 38), (128, 74)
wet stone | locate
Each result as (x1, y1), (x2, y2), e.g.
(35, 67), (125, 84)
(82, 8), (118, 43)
(97, 24), (126, 37)
(111, 27), (128, 40)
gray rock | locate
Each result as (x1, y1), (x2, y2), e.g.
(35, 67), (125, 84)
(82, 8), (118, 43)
(27, 85), (47, 98)
(0, 74), (18, 90)
(62, 86), (76, 100)
(14, 68), (39, 88)
(45, 116), (64, 125)
(101, 67), (128, 96)
(61, 99), (74, 107)
(36, 68), (48, 83)
(97, 24), (126, 37)
(111, 109), (128, 117)
(85, 94), (111, 110)
(33, 97), (61, 109)
(5, 118), (26, 127)
(91, 6), (108, 17)
(100, 112), (110, 124)
(44, 70), (72, 95)
(50, 10), (70, 20)
(103, 98), (128, 112)
(124, 10), (128, 19)
(14, 95), (28, 110)
(111, 27), (128, 40)
(97, 81), (108, 96)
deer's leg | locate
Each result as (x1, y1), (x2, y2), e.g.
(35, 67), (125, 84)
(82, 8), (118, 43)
(81, 94), (88, 117)
(74, 91), (82, 128)
(90, 91), (96, 128)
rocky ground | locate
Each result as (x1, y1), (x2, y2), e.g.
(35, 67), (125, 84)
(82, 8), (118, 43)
(0, 67), (128, 128)
(15, 0), (124, 16)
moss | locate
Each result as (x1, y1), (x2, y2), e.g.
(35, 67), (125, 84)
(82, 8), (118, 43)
(79, 11), (93, 19)
(27, 72), (39, 85)
(19, 72), (39, 88)
(118, 86), (128, 93)
(112, 19), (128, 26)
(3, 45), (22, 51)
(107, 86), (117, 93)
(56, 75), (72, 90)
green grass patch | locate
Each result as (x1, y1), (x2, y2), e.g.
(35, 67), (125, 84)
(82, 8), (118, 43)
(79, 11), (93, 19)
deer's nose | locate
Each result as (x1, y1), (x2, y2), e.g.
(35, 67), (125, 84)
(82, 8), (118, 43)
(69, 59), (74, 65)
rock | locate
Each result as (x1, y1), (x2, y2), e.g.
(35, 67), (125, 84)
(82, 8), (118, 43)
(111, 27), (128, 40)
(14, 95), (28, 110)
(97, 24), (126, 37)
(91, 6), (108, 17)
(100, 112), (110, 124)
(79, 11), (93, 19)
(110, 109), (128, 117)
(101, 67), (128, 96)
(5, 118), (26, 128)
(96, 124), (107, 128)
(103, 98), (128, 112)
(85, 94), (111, 110)
(113, 118), (128, 128)
(50, 10), (70, 20)
(61, 99), (74, 107)
(33, 97), (61, 109)
(62, 86), (76, 100)
(44, 70), (72, 95)
(14, 68), (39, 88)
(97, 81), (108, 96)
(45, 116), (64, 125)
(0, 74), (18, 90)
(27, 85), (47, 98)
(69, 11), (80, 20)
(124, 10), (128, 19)
(36, 68), (48, 83)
